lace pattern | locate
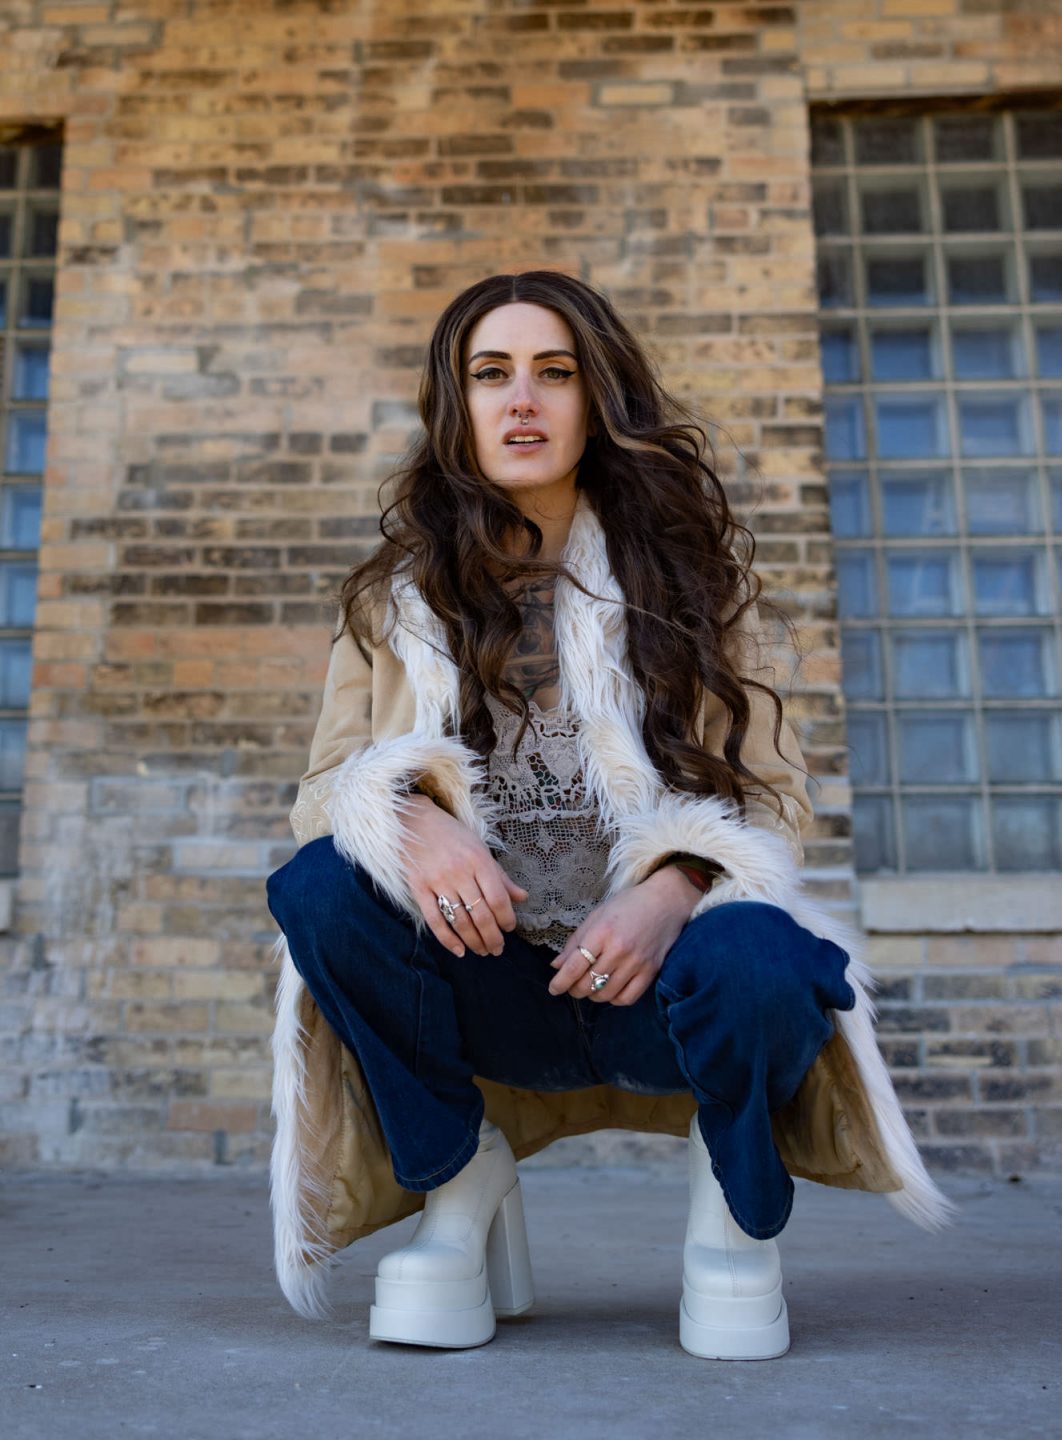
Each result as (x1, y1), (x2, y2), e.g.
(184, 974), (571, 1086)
(485, 692), (613, 953)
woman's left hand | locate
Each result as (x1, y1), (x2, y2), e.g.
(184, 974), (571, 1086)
(547, 867), (701, 1007)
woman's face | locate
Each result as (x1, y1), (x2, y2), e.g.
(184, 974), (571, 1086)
(462, 302), (593, 513)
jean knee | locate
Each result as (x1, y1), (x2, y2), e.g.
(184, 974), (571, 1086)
(266, 835), (353, 933)
(663, 901), (851, 1024)
(665, 902), (794, 988)
(701, 901), (806, 956)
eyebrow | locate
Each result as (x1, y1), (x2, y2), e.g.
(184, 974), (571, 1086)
(467, 349), (578, 363)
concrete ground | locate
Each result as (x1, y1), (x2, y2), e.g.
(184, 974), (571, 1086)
(1, 1158), (1058, 1440)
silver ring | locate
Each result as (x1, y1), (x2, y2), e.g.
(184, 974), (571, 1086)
(464, 898), (482, 912)
(437, 894), (458, 926)
(589, 970), (610, 993)
(578, 945), (597, 967)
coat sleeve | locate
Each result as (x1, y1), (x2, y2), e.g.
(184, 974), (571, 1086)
(288, 626), (374, 848)
(700, 600), (813, 865)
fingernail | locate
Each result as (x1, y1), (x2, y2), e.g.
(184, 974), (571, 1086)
(453, 946), (465, 957)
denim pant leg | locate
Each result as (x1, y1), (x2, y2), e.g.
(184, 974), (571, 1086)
(587, 901), (857, 1241)
(266, 836), (597, 1192)
(657, 901), (856, 1239)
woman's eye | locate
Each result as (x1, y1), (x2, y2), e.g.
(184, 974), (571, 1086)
(470, 366), (575, 382)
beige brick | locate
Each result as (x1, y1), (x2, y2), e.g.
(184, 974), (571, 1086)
(880, 0), (957, 15)
(115, 904), (165, 935)
(210, 1067), (273, 1101)
(925, 937), (1022, 968)
(1022, 938), (1062, 965)
(122, 348), (200, 375)
(168, 1100), (260, 1133)
(85, 971), (173, 1001)
(910, 62), (990, 88)
(130, 938), (220, 969)
(597, 84), (675, 108)
(214, 1002), (275, 1035)
(125, 1003), (210, 1034)
(41, 5), (112, 21)
(761, 30), (797, 54)
(864, 936), (925, 970)
(828, 63), (908, 91)
(172, 972), (266, 1002)
(78, 23), (159, 46)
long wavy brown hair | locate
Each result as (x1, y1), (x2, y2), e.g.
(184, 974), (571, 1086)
(339, 269), (789, 812)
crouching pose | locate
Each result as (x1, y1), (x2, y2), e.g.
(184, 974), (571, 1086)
(266, 270), (954, 1358)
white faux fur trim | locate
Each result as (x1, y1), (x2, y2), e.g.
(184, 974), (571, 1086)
(387, 573), (465, 736)
(269, 935), (337, 1320)
(327, 731), (504, 934)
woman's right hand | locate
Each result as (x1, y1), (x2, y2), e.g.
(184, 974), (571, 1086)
(398, 794), (529, 957)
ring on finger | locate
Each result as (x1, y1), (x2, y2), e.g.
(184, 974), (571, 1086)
(463, 897), (482, 912)
(588, 969), (611, 993)
(578, 945), (597, 967)
(437, 893), (459, 926)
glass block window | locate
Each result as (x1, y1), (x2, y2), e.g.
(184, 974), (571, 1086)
(814, 109), (1062, 874)
(0, 136), (58, 874)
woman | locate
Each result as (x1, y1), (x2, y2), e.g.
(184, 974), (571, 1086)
(265, 271), (954, 1359)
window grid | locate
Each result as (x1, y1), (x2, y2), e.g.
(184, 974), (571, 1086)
(814, 109), (1062, 874)
(0, 137), (57, 875)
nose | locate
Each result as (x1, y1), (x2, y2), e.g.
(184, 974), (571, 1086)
(508, 377), (538, 416)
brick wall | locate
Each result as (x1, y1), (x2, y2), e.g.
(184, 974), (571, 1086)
(0, 0), (1058, 1174)
(802, 0), (1062, 97)
(867, 934), (1062, 1173)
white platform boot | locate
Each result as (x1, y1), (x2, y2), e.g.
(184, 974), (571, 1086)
(369, 1117), (534, 1348)
(680, 1113), (790, 1360)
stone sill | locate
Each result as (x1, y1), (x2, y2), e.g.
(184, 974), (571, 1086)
(859, 876), (1062, 934)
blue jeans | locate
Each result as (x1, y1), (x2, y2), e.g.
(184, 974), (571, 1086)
(266, 836), (856, 1240)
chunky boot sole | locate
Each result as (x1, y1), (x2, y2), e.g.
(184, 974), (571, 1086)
(369, 1181), (534, 1348)
(679, 1283), (790, 1361)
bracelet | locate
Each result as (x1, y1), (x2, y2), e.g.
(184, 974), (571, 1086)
(661, 852), (720, 895)
(671, 863), (712, 895)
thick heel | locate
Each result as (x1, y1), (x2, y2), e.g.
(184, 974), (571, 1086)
(485, 1180), (534, 1317)
(679, 1292), (790, 1361)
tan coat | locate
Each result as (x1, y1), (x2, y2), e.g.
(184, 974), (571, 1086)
(270, 493), (954, 1318)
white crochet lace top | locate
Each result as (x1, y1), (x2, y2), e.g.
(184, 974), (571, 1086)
(484, 690), (613, 953)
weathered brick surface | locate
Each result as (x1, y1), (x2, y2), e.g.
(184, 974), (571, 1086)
(0, 0), (1058, 1175)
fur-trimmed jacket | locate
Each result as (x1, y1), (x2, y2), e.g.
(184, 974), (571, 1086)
(270, 492), (954, 1318)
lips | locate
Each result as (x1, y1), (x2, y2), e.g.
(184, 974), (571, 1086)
(503, 427), (548, 445)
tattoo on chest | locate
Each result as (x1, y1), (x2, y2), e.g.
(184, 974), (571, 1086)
(504, 577), (560, 704)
